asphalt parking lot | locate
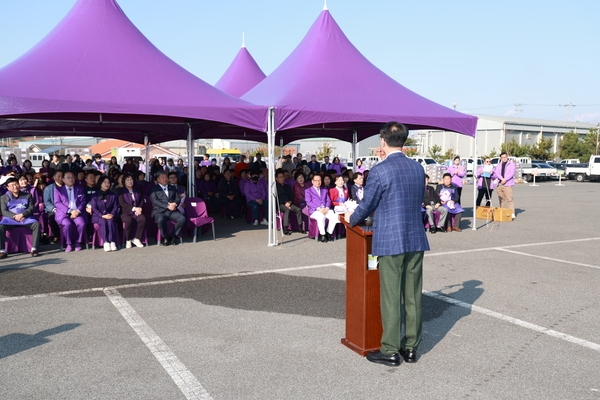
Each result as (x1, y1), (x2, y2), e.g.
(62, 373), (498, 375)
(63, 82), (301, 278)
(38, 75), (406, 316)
(1, 179), (599, 400)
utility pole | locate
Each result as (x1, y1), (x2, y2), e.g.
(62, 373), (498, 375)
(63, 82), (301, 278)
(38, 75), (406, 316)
(560, 100), (575, 121)
(514, 103), (523, 117)
(452, 102), (457, 110)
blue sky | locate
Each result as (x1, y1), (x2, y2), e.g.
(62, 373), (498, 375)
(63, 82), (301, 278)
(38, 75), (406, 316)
(1, 0), (598, 124)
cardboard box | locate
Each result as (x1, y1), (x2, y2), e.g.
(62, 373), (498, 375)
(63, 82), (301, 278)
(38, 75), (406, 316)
(476, 206), (494, 220)
(494, 207), (513, 222)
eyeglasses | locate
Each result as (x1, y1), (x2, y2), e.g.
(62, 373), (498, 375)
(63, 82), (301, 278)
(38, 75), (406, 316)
(484, 161), (491, 163)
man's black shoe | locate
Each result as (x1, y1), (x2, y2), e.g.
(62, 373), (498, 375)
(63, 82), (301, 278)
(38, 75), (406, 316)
(429, 226), (436, 234)
(283, 229), (292, 236)
(172, 237), (181, 245)
(31, 249), (39, 257)
(318, 234), (327, 243)
(160, 238), (171, 246)
(0, 252), (7, 259)
(366, 351), (400, 367)
(400, 348), (417, 363)
(325, 232), (334, 242)
(436, 226), (445, 233)
(296, 229), (307, 234)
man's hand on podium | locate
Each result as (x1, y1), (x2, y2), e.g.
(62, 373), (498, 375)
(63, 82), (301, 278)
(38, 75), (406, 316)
(344, 210), (354, 224)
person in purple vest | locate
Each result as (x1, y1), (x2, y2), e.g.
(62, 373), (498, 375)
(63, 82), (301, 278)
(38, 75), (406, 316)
(446, 156), (466, 203)
(91, 176), (118, 252)
(493, 152), (516, 218)
(54, 171), (87, 251)
(244, 170), (268, 226)
(305, 174), (338, 242)
(91, 154), (107, 174)
(436, 173), (464, 232)
(0, 177), (41, 258)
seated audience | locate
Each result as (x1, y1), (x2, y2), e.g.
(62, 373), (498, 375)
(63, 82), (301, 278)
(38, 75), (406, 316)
(423, 174), (448, 233)
(275, 171), (303, 235)
(0, 177), (40, 258)
(149, 171), (186, 246)
(54, 171), (87, 251)
(350, 172), (364, 204)
(244, 170), (268, 226)
(218, 169), (241, 218)
(91, 176), (119, 251)
(329, 175), (349, 207)
(119, 173), (146, 248)
(436, 172), (464, 232)
(305, 174), (339, 242)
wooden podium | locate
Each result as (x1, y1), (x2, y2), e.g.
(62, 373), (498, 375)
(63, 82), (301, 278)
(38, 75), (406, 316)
(340, 219), (382, 356)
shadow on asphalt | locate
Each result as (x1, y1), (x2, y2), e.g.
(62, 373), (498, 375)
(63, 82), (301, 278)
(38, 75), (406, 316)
(420, 279), (484, 355)
(0, 323), (81, 360)
(119, 273), (347, 319)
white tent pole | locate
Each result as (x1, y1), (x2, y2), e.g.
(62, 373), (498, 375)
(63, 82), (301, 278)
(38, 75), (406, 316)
(267, 107), (278, 246)
(144, 134), (150, 182)
(472, 132), (478, 230)
(187, 123), (194, 196)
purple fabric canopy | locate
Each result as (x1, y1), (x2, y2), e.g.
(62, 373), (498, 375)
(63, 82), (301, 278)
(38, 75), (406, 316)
(215, 46), (266, 98)
(0, 0), (268, 143)
(242, 10), (477, 143)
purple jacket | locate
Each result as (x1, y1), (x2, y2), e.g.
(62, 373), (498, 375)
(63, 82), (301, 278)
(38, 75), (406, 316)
(476, 166), (496, 190)
(54, 185), (87, 222)
(305, 185), (332, 214)
(447, 165), (466, 188)
(493, 161), (516, 187)
(328, 163), (345, 175)
(91, 192), (118, 224)
(118, 187), (144, 217)
(244, 181), (267, 202)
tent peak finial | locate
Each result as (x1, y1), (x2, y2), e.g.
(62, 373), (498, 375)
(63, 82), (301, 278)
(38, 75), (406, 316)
(323, 0), (328, 10)
(242, 32), (245, 48)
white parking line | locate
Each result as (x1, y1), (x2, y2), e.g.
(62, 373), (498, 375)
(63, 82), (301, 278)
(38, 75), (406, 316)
(425, 237), (600, 258)
(496, 248), (600, 270)
(424, 290), (600, 352)
(104, 288), (213, 400)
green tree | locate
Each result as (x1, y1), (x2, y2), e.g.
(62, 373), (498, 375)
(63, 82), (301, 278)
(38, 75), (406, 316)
(529, 137), (554, 160)
(483, 149), (498, 159)
(500, 139), (531, 157)
(315, 143), (334, 161)
(404, 148), (419, 157)
(443, 148), (457, 162)
(559, 131), (593, 160)
(427, 144), (443, 162)
(405, 137), (417, 146)
(583, 128), (600, 157)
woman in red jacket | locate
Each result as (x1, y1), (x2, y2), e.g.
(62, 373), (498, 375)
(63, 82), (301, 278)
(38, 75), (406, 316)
(328, 175), (349, 207)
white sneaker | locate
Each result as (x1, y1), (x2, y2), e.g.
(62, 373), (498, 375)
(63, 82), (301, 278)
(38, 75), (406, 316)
(260, 218), (268, 226)
(125, 240), (132, 249)
(110, 242), (117, 251)
(103, 243), (111, 252)
(132, 238), (144, 248)
(512, 213), (516, 219)
(253, 220), (259, 226)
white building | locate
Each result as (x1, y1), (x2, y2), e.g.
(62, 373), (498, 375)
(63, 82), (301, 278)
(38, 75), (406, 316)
(415, 115), (596, 158)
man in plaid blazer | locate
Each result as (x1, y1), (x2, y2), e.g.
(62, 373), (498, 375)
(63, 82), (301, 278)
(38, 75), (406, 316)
(346, 122), (430, 367)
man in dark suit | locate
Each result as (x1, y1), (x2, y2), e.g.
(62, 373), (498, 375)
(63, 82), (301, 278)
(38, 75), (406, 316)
(320, 156), (332, 173)
(149, 171), (186, 246)
(346, 122), (430, 367)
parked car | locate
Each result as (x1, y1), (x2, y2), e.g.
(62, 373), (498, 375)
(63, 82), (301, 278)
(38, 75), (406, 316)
(521, 163), (558, 182)
(564, 156), (600, 182)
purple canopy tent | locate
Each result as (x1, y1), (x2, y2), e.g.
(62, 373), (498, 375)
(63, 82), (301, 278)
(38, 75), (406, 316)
(215, 44), (266, 98)
(241, 7), (478, 244)
(0, 0), (270, 195)
(0, 0), (268, 141)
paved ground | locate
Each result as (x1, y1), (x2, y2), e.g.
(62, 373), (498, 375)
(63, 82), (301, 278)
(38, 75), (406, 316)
(1, 179), (599, 400)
